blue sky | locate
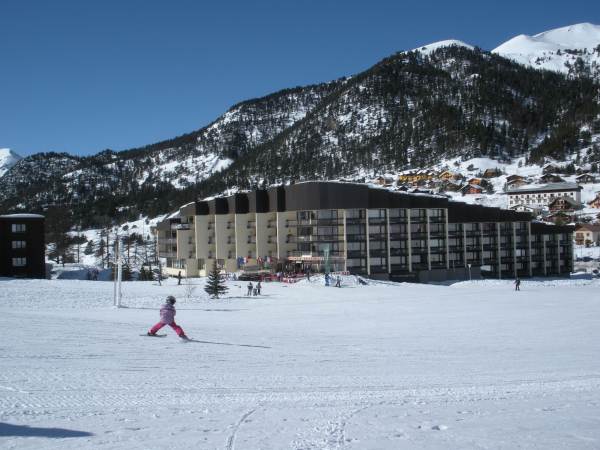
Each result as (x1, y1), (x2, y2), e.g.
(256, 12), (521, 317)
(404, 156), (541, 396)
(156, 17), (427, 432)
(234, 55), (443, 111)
(1, 0), (598, 157)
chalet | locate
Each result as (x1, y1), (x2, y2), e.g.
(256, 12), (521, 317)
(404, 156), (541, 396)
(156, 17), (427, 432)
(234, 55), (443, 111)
(548, 196), (582, 213)
(539, 173), (565, 183)
(467, 177), (483, 186)
(505, 178), (528, 190)
(397, 170), (436, 184)
(0, 214), (46, 279)
(588, 193), (600, 209)
(542, 164), (560, 174)
(482, 168), (502, 179)
(545, 211), (573, 225)
(374, 175), (394, 186)
(575, 173), (596, 184)
(506, 174), (526, 183)
(462, 184), (483, 195)
(574, 224), (600, 246)
(438, 180), (462, 192)
(438, 170), (463, 181)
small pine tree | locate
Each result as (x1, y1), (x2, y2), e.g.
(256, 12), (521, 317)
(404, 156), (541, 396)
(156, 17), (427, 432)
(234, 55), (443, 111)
(204, 261), (228, 299)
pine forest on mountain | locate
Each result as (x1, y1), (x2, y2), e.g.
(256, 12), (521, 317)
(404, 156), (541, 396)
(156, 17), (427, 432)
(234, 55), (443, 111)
(1, 44), (599, 230)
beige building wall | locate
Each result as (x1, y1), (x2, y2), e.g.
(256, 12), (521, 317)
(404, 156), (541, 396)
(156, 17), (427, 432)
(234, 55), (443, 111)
(214, 214), (237, 273)
(256, 212), (277, 260)
(194, 215), (216, 276)
(235, 213), (257, 264)
(276, 211), (297, 259)
(175, 228), (198, 276)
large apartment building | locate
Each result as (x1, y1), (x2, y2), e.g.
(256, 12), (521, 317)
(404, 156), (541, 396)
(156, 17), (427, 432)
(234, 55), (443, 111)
(506, 182), (582, 209)
(0, 214), (46, 278)
(156, 182), (573, 282)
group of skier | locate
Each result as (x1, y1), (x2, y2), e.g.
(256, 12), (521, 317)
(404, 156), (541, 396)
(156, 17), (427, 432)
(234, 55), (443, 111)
(246, 281), (262, 296)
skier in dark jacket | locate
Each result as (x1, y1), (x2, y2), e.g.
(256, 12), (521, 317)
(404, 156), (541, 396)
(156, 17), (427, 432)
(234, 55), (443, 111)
(514, 278), (521, 291)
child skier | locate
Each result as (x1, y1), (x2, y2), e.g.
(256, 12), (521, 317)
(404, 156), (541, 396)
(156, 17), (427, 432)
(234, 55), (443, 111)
(147, 295), (188, 339)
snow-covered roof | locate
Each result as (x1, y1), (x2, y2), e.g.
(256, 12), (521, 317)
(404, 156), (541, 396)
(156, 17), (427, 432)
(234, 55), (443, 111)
(507, 182), (581, 194)
(0, 213), (44, 219)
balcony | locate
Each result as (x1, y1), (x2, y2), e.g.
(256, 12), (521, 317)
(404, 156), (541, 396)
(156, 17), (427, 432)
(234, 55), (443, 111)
(316, 219), (343, 226)
(247, 221), (256, 229)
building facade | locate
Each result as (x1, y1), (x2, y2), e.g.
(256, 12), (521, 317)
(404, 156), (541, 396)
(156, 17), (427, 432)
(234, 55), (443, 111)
(0, 214), (46, 278)
(506, 182), (582, 210)
(574, 224), (600, 246)
(156, 182), (573, 282)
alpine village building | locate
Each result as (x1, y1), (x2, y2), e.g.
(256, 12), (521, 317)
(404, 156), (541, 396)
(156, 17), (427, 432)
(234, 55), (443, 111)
(155, 182), (573, 283)
(506, 182), (582, 210)
(0, 214), (46, 278)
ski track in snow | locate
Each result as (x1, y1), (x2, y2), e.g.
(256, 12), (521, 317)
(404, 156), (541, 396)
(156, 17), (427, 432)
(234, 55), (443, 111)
(1, 277), (600, 449)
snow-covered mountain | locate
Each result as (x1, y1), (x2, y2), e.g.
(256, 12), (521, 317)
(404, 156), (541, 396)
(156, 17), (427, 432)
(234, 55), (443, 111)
(0, 148), (21, 178)
(493, 23), (600, 78)
(1, 23), (599, 227)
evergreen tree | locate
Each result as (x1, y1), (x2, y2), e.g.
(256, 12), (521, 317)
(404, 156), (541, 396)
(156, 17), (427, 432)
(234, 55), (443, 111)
(204, 261), (228, 299)
(84, 239), (95, 255)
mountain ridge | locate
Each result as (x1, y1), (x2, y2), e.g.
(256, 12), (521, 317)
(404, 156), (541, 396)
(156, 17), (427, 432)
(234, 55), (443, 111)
(1, 24), (599, 227)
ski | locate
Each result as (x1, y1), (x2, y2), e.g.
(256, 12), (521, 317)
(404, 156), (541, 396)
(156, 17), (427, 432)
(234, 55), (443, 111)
(141, 334), (167, 337)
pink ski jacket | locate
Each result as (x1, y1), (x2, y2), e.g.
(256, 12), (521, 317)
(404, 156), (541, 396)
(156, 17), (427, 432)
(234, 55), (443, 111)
(159, 303), (176, 324)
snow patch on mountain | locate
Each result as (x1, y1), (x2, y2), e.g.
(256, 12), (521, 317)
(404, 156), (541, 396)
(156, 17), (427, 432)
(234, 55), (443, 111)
(493, 23), (600, 76)
(0, 148), (21, 178)
(413, 39), (474, 55)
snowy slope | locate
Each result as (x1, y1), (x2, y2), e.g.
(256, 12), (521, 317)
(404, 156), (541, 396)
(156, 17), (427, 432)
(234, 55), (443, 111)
(1, 277), (600, 449)
(0, 148), (21, 178)
(493, 23), (600, 77)
(412, 39), (474, 55)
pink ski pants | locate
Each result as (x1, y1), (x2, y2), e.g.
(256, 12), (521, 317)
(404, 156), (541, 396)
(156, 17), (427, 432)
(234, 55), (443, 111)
(149, 321), (185, 336)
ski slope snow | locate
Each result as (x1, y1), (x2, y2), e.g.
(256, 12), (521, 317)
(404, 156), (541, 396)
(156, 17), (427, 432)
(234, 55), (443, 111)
(1, 276), (600, 449)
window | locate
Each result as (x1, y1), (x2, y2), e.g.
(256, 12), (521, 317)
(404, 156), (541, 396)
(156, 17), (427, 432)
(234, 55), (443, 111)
(12, 240), (26, 249)
(12, 257), (27, 267)
(317, 209), (337, 220)
(11, 223), (26, 233)
(368, 209), (385, 219)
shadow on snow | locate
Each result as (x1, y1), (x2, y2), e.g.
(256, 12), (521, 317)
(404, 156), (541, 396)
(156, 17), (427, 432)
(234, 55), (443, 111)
(0, 422), (94, 438)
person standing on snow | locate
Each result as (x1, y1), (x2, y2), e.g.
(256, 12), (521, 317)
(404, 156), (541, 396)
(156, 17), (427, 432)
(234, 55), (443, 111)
(247, 282), (253, 296)
(147, 296), (188, 339)
(514, 278), (521, 291)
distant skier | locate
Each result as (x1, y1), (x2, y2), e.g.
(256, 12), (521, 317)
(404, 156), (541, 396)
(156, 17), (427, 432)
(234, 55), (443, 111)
(514, 278), (521, 291)
(325, 273), (330, 286)
(147, 296), (188, 339)
(247, 282), (253, 296)
(257, 280), (262, 295)
(177, 271), (182, 285)
(335, 275), (341, 288)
